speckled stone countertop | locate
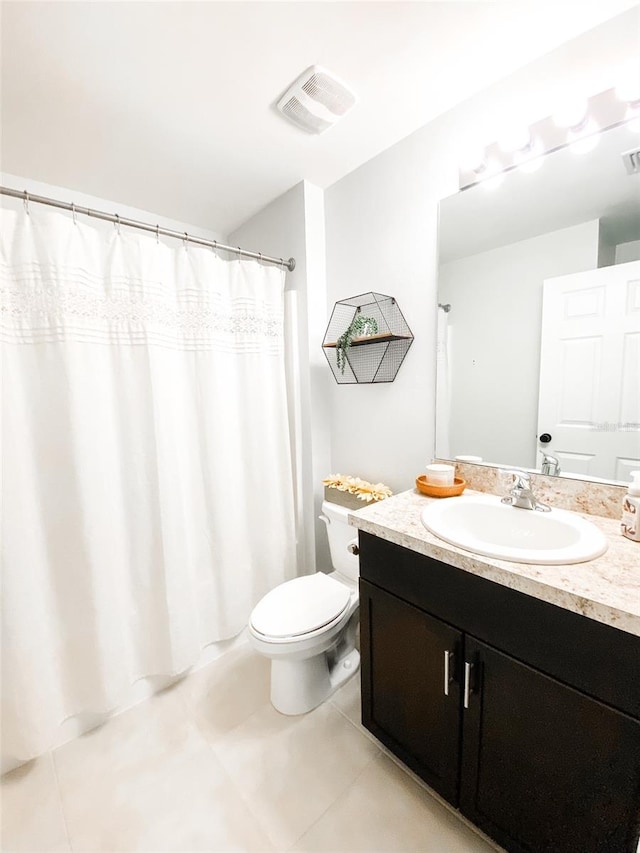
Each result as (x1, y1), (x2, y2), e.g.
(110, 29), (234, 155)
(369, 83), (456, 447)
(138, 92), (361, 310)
(348, 488), (640, 638)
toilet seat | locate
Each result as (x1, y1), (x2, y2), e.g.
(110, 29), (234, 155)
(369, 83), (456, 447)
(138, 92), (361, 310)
(250, 573), (351, 639)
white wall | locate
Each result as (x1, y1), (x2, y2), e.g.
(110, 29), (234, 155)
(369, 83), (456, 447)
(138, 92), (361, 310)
(598, 227), (617, 267)
(439, 221), (600, 468)
(229, 181), (332, 574)
(616, 239), (640, 264)
(324, 8), (639, 494)
(1, 172), (227, 244)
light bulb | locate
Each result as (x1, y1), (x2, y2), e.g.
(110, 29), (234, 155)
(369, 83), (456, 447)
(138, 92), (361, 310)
(615, 63), (640, 105)
(553, 98), (589, 130)
(497, 126), (531, 154)
(480, 163), (504, 190)
(459, 147), (488, 174)
(627, 113), (640, 133)
(623, 100), (640, 127)
(568, 128), (600, 155)
(516, 138), (544, 173)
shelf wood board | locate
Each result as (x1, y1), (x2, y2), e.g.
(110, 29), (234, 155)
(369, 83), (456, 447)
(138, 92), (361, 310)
(323, 333), (412, 348)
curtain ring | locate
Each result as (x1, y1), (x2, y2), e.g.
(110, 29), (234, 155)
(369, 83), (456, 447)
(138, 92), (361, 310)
(23, 191), (30, 215)
(114, 214), (121, 235)
(71, 203), (77, 226)
(237, 246), (242, 261)
(183, 232), (188, 250)
(212, 240), (218, 254)
(258, 252), (263, 264)
(156, 224), (160, 244)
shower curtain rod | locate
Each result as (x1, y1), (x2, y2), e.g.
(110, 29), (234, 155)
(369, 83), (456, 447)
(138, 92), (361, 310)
(0, 186), (296, 272)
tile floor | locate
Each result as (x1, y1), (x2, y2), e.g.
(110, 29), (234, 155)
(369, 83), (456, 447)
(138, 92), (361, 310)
(1, 644), (500, 853)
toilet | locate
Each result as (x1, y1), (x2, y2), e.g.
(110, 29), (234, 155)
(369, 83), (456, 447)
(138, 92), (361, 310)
(248, 500), (360, 715)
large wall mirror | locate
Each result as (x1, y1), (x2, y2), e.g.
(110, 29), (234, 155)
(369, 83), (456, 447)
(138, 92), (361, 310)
(436, 120), (640, 486)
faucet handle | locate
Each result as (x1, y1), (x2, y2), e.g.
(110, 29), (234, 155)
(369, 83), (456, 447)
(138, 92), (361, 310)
(500, 469), (551, 512)
(541, 454), (561, 476)
(504, 469), (531, 490)
(499, 469), (528, 505)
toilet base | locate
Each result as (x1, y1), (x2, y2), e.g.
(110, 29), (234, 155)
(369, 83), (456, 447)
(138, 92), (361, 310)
(270, 648), (360, 715)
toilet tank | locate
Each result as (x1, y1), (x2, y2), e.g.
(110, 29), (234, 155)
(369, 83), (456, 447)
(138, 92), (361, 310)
(321, 500), (360, 580)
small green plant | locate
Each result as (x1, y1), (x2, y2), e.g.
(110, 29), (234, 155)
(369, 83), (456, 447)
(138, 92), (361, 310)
(336, 314), (378, 374)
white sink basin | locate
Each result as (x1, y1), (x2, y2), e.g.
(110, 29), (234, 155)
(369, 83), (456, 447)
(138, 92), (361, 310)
(421, 494), (608, 565)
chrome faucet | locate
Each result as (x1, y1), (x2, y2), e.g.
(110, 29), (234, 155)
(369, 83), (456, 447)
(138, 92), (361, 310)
(541, 454), (561, 476)
(501, 470), (550, 512)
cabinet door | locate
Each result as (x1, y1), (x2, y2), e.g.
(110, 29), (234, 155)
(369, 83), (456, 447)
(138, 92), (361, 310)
(360, 579), (463, 804)
(461, 637), (640, 853)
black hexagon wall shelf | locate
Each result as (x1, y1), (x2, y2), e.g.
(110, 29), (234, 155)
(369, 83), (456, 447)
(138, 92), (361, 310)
(322, 292), (414, 384)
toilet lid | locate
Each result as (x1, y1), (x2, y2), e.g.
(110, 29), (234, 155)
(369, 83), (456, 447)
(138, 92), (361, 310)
(250, 573), (351, 639)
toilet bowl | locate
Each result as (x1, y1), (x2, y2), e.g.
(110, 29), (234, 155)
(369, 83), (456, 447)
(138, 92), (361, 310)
(248, 500), (360, 715)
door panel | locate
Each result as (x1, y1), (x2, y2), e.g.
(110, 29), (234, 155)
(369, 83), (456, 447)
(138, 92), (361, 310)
(461, 638), (640, 853)
(360, 579), (463, 804)
(537, 261), (640, 480)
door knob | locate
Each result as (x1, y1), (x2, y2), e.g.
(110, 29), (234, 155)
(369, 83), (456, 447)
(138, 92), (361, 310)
(539, 433), (552, 443)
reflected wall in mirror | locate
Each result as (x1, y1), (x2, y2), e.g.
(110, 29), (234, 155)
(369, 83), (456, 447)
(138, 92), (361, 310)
(436, 121), (640, 486)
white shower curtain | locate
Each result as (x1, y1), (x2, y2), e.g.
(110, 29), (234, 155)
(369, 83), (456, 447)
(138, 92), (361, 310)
(435, 306), (451, 458)
(0, 205), (297, 762)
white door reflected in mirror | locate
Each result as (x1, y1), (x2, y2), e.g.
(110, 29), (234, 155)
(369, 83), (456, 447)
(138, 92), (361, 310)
(537, 261), (640, 482)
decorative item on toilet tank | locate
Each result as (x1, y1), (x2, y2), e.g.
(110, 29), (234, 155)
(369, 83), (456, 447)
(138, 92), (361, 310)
(323, 474), (393, 510)
(322, 292), (413, 383)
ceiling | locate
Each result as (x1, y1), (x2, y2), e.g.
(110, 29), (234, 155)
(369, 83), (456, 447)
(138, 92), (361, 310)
(1, 1), (637, 235)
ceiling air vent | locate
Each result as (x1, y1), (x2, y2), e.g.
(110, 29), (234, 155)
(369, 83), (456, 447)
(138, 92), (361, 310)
(276, 65), (357, 135)
(622, 146), (640, 175)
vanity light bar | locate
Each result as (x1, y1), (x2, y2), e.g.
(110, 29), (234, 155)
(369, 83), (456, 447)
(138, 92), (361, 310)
(458, 86), (639, 190)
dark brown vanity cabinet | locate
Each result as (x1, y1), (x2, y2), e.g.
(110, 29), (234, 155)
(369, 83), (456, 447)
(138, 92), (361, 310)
(360, 580), (463, 803)
(359, 532), (640, 853)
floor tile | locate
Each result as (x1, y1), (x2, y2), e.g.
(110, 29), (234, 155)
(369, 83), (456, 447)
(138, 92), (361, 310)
(292, 752), (498, 853)
(175, 643), (271, 744)
(2, 646), (507, 853)
(53, 687), (273, 852)
(0, 754), (70, 852)
(213, 700), (380, 850)
(330, 671), (362, 728)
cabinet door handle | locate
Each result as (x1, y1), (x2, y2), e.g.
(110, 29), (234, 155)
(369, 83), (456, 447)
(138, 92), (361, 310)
(463, 661), (474, 709)
(443, 650), (454, 696)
